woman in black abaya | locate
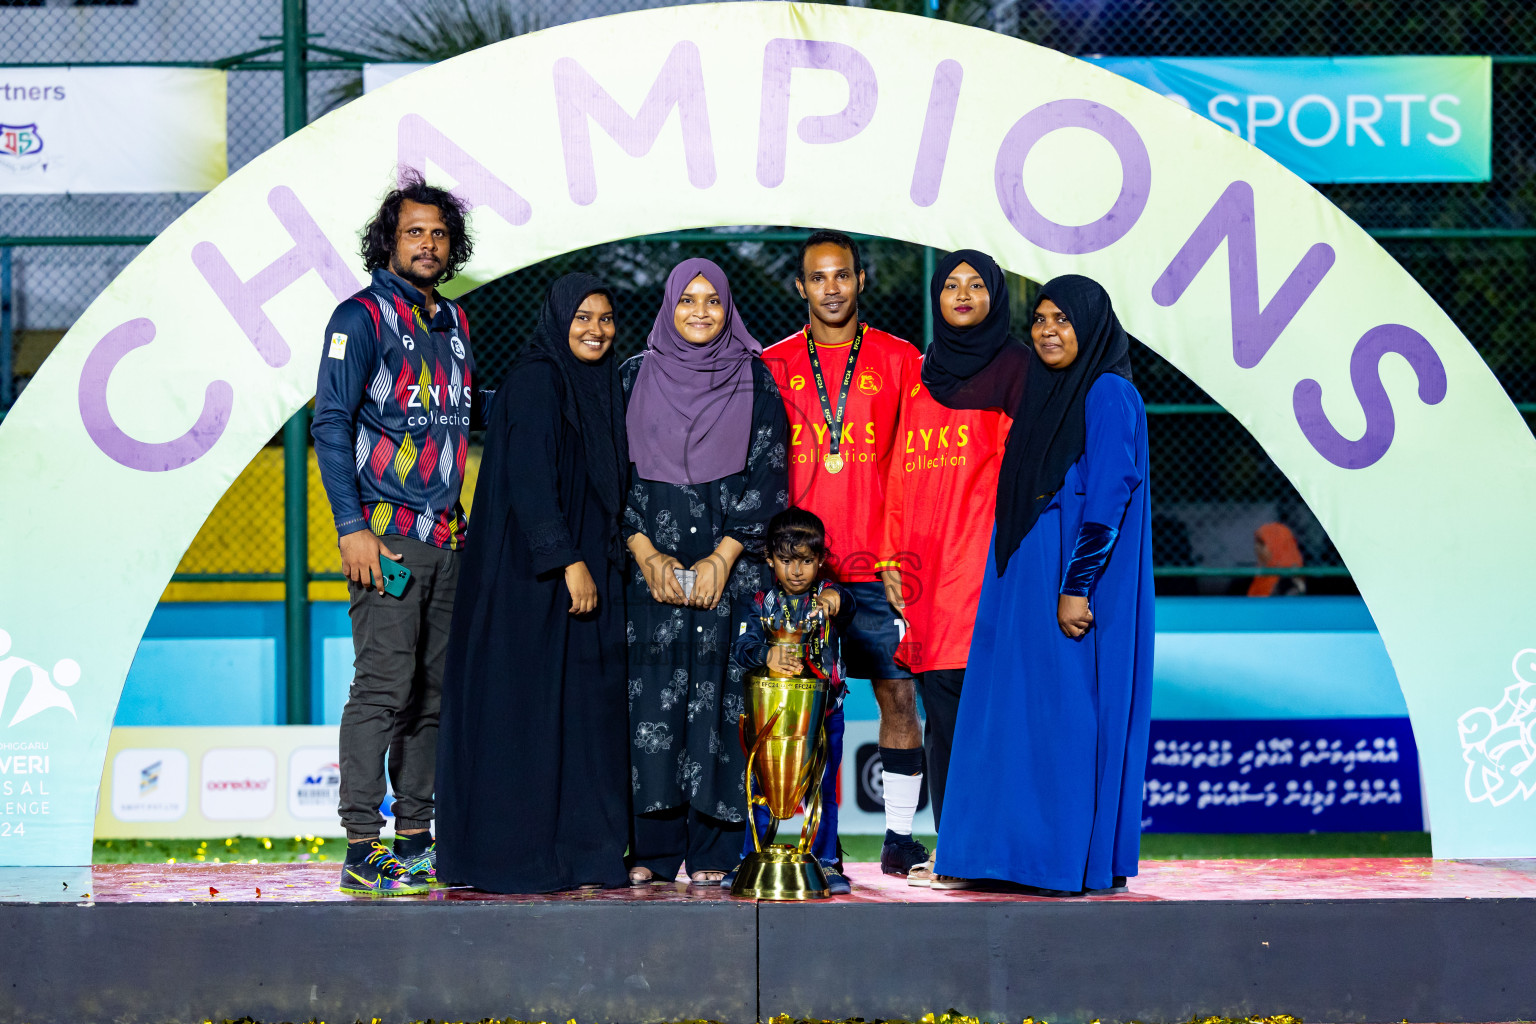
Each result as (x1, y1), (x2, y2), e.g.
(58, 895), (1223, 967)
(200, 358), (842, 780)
(436, 273), (630, 893)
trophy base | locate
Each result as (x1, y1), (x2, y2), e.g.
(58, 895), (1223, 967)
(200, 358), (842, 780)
(730, 845), (831, 900)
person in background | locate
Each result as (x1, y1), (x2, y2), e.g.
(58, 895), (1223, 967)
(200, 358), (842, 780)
(925, 259), (1154, 897)
(728, 507), (855, 895)
(1249, 522), (1307, 597)
(763, 230), (930, 879)
(312, 173), (475, 896)
(879, 257), (1012, 886)
(435, 274), (630, 893)
(623, 258), (789, 886)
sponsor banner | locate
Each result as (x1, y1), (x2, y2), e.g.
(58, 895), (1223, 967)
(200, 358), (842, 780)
(96, 726), (355, 838)
(0, 67), (227, 194)
(1142, 717), (1423, 833)
(1089, 56), (1490, 182)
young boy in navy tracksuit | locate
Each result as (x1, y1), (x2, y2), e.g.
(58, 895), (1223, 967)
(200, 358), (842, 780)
(728, 507), (854, 894)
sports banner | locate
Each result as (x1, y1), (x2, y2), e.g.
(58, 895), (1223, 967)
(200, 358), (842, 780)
(0, 67), (227, 194)
(96, 726), (352, 840)
(1090, 56), (1491, 182)
(0, 3), (1533, 863)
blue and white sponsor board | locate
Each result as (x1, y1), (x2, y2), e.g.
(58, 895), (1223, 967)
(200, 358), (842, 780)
(1089, 56), (1491, 182)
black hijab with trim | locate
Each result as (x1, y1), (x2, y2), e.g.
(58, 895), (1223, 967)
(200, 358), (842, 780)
(997, 273), (1134, 575)
(927, 248), (1015, 382)
(523, 272), (627, 520)
(926, 254), (1135, 576)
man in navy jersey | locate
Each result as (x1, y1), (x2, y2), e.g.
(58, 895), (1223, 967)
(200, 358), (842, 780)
(312, 173), (476, 896)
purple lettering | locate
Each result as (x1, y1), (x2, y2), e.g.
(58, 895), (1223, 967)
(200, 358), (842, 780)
(554, 41), (716, 206)
(1292, 323), (1447, 470)
(191, 186), (361, 369)
(993, 98), (1151, 254)
(397, 114), (531, 225)
(78, 318), (234, 472)
(757, 39), (878, 188)
(910, 59), (963, 208)
(1151, 180), (1336, 369)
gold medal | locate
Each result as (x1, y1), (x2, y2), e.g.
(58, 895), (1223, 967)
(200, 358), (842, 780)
(824, 452), (845, 474)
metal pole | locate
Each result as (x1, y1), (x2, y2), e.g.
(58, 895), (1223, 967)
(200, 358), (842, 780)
(282, 0), (312, 725)
(920, 1), (936, 352)
(0, 248), (13, 410)
(921, 244), (936, 352)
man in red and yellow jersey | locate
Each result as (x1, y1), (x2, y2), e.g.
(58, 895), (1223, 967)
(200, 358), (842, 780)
(879, 364), (1010, 883)
(763, 231), (929, 878)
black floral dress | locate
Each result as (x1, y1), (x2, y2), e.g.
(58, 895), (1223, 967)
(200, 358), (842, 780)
(621, 354), (790, 824)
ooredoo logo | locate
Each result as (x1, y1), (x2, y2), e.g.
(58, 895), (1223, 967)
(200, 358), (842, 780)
(200, 747), (277, 821)
(858, 369), (883, 396)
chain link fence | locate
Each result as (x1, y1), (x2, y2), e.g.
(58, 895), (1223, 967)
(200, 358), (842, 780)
(2, 0), (1532, 595)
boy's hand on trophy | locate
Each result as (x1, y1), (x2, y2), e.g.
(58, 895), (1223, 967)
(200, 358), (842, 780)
(1057, 593), (1093, 639)
(815, 588), (841, 620)
(564, 560), (599, 615)
(767, 645), (803, 676)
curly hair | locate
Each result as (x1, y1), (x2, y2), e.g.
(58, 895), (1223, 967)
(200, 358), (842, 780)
(360, 171), (474, 283)
(766, 507), (828, 561)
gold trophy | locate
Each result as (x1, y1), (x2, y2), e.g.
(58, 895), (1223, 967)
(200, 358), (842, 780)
(731, 598), (832, 900)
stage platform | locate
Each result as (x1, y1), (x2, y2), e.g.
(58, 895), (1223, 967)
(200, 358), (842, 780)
(2, 858), (1533, 1024)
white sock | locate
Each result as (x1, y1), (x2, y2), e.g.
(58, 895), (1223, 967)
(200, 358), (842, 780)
(882, 771), (923, 836)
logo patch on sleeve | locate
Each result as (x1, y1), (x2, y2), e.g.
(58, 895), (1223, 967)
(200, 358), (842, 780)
(327, 333), (349, 360)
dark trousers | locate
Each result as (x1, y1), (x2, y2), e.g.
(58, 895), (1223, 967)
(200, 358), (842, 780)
(631, 805), (745, 880)
(744, 704), (843, 867)
(918, 668), (965, 832)
(338, 535), (459, 839)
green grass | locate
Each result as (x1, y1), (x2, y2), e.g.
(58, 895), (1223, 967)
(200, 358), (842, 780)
(94, 835), (339, 864)
(1138, 831), (1432, 860)
(94, 831), (1433, 865)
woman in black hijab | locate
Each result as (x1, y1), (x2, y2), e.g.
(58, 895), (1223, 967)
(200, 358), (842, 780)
(436, 273), (631, 893)
(923, 254), (1154, 897)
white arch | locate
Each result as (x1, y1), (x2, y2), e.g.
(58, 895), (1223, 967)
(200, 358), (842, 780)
(1, 2), (1532, 863)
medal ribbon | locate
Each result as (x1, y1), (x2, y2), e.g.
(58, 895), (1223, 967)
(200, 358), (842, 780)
(805, 323), (865, 461)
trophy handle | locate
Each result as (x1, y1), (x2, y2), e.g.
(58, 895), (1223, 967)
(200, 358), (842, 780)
(742, 704), (784, 855)
(796, 721), (831, 855)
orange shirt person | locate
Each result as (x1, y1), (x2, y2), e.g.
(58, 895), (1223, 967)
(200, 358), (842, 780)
(762, 230), (929, 880)
(1249, 522), (1307, 596)
(879, 359), (1009, 883)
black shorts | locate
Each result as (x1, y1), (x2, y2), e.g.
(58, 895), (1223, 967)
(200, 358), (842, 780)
(841, 581), (914, 681)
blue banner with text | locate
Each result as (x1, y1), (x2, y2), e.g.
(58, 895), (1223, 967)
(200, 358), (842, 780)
(1141, 717), (1423, 832)
(1089, 56), (1490, 182)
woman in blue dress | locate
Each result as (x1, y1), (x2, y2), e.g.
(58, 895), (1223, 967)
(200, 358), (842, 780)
(922, 254), (1153, 896)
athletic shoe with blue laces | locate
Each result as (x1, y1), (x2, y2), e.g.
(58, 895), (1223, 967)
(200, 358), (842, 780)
(338, 841), (429, 897)
(395, 840), (443, 888)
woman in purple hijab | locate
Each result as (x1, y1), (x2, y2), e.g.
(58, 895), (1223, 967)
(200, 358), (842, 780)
(622, 258), (789, 885)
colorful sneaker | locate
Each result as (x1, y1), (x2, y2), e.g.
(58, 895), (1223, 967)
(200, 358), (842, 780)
(879, 830), (930, 877)
(395, 840), (443, 888)
(338, 841), (429, 897)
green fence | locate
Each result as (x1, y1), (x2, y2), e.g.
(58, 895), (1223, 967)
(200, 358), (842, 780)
(1, 1), (1533, 655)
